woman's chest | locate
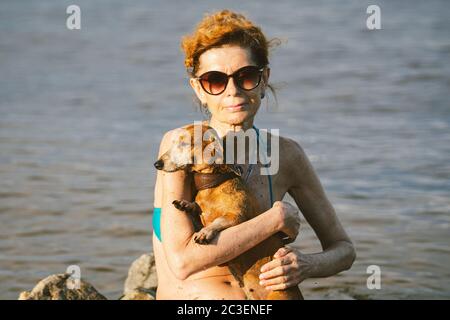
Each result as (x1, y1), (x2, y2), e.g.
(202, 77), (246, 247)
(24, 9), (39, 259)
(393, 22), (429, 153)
(244, 164), (288, 212)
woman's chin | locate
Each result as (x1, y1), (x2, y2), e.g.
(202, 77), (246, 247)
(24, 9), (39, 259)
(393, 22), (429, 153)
(221, 111), (254, 125)
(226, 117), (250, 126)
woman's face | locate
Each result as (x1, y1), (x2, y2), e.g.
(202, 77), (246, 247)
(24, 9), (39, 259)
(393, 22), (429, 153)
(190, 45), (269, 126)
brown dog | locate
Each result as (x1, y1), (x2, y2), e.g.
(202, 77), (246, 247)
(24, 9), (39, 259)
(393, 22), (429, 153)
(154, 124), (303, 300)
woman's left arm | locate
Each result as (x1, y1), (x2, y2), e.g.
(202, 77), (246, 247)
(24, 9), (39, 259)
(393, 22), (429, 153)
(259, 138), (356, 291)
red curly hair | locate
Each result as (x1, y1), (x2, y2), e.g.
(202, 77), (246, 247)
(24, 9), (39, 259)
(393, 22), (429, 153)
(181, 10), (279, 76)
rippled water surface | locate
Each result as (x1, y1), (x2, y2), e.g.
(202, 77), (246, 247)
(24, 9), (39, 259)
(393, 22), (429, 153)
(1, 0), (449, 299)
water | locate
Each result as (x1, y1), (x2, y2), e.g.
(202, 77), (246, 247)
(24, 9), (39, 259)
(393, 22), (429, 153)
(1, 0), (449, 299)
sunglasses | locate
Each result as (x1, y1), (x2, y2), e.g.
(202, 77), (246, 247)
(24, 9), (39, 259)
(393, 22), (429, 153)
(194, 65), (264, 95)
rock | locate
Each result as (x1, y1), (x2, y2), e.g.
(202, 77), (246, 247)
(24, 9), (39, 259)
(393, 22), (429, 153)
(119, 288), (155, 300)
(18, 291), (31, 300)
(18, 273), (107, 300)
(123, 253), (158, 299)
(18, 253), (159, 300)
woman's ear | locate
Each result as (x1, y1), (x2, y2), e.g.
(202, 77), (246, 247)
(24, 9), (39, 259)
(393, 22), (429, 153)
(190, 77), (206, 105)
(264, 67), (271, 84)
(260, 67), (270, 99)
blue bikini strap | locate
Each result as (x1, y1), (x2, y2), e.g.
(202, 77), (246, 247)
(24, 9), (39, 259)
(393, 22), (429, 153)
(253, 126), (274, 206)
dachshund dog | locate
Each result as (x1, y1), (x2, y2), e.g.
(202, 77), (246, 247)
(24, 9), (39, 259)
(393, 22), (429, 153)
(154, 124), (303, 300)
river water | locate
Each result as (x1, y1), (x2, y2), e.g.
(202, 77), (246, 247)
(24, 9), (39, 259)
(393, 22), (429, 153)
(1, 0), (449, 299)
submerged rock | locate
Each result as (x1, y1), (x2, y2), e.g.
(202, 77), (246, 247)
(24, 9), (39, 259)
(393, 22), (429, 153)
(18, 273), (107, 300)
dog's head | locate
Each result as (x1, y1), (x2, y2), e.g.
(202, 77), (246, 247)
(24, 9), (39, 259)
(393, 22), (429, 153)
(154, 124), (241, 176)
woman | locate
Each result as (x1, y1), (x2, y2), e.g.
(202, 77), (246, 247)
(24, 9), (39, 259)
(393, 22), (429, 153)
(152, 10), (356, 299)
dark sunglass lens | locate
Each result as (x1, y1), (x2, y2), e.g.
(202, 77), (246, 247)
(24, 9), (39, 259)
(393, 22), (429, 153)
(236, 67), (261, 90)
(201, 72), (227, 94)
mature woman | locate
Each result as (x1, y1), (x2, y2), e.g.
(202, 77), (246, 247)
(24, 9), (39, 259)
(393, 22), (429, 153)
(152, 10), (356, 300)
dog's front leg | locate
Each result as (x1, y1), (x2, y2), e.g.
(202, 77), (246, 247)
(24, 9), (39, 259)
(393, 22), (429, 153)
(172, 200), (203, 231)
(172, 199), (201, 215)
(194, 216), (240, 244)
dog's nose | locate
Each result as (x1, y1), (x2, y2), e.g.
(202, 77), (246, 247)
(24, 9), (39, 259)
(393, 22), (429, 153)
(154, 159), (164, 170)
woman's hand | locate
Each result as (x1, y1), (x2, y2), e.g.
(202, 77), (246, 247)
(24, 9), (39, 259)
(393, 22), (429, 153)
(258, 246), (317, 291)
(273, 201), (301, 242)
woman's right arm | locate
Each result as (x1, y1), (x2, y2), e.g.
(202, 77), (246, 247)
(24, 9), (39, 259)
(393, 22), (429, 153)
(156, 130), (300, 280)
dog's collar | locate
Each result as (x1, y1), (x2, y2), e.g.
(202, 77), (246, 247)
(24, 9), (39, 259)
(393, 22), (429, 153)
(193, 171), (239, 191)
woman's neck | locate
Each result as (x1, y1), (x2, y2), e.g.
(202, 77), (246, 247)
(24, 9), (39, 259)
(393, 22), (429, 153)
(208, 117), (254, 138)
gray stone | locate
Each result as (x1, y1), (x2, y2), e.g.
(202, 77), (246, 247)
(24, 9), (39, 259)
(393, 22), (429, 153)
(18, 273), (107, 300)
(119, 288), (155, 300)
(123, 253), (158, 297)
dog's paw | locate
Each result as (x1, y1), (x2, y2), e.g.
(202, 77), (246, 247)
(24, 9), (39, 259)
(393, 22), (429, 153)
(172, 200), (192, 212)
(193, 228), (217, 244)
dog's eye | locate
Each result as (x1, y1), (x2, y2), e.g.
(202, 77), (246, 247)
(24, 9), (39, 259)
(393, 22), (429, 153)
(180, 141), (190, 147)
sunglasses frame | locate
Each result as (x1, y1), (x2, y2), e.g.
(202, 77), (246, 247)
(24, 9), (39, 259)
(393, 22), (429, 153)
(194, 65), (265, 96)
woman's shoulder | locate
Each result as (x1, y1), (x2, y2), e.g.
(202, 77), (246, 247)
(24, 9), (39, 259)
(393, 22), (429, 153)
(279, 135), (305, 155)
(274, 133), (311, 174)
(258, 129), (306, 157)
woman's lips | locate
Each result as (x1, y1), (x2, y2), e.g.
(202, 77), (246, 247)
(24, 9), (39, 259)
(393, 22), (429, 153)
(225, 103), (247, 111)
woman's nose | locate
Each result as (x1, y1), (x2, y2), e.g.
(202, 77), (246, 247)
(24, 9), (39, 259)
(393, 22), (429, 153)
(225, 77), (239, 96)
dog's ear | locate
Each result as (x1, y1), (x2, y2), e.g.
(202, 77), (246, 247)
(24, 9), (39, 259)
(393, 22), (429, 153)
(202, 133), (224, 166)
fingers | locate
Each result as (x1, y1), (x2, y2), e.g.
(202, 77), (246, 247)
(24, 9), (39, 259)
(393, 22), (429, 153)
(260, 257), (292, 279)
(259, 248), (305, 290)
(260, 247), (292, 273)
(259, 269), (300, 291)
(274, 246), (292, 258)
(259, 274), (290, 287)
(260, 257), (282, 274)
